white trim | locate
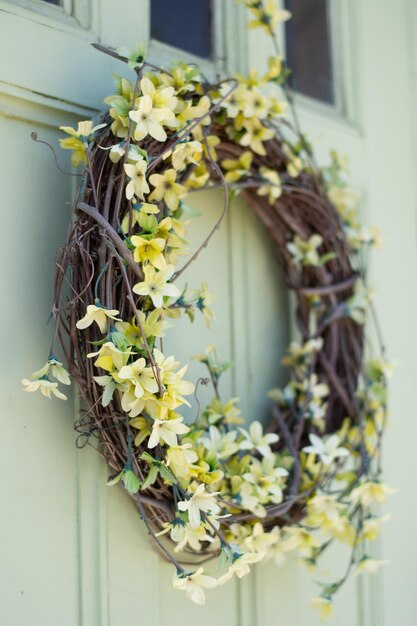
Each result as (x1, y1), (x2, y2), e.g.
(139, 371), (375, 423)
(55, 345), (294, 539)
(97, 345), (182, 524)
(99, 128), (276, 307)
(1, 0), (94, 33)
(0, 80), (99, 126)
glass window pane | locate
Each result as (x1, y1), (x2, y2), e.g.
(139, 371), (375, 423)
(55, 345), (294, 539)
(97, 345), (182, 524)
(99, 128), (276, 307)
(285, 0), (334, 104)
(151, 0), (212, 59)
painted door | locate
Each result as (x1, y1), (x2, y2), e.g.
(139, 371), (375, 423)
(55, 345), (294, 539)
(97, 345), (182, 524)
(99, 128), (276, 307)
(1, 1), (416, 625)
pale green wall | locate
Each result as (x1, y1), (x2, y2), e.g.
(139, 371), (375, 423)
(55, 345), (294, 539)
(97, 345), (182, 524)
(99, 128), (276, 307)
(0, 1), (416, 625)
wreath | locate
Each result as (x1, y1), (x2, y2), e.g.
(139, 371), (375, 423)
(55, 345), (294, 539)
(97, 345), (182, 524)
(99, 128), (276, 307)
(22, 1), (392, 618)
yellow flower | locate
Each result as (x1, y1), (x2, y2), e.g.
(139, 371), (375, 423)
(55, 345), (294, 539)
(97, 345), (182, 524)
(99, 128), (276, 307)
(140, 76), (178, 119)
(350, 481), (395, 508)
(201, 426), (239, 459)
(200, 134), (220, 161)
(31, 357), (70, 385)
(219, 82), (247, 118)
(361, 515), (390, 542)
(187, 281), (216, 327)
(124, 157), (150, 201)
(176, 95), (211, 126)
(121, 387), (147, 418)
(311, 596), (334, 621)
(302, 434), (349, 466)
(218, 552), (264, 583)
(21, 378), (67, 400)
(129, 416), (151, 445)
(115, 310), (170, 348)
(120, 202), (160, 233)
(59, 121), (106, 166)
(243, 90), (270, 119)
(283, 144), (303, 177)
(177, 483), (220, 529)
(76, 304), (121, 334)
(247, 2), (291, 34)
(243, 455), (288, 504)
(265, 55), (283, 81)
(87, 342), (130, 373)
(172, 568), (217, 605)
(132, 264), (181, 308)
(130, 235), (166, 269)
(118, 357), (159, 399)
(166, 443), (199, 482)
(239, 421), (279, 456)
(167, 520), (210, 553)
(129, 95), (168, 142)
(244, 523), (279, 554)
(158, 63), (200, 95)
(239, 120), (274, 155)
(355, 556), (389, 575)
(166, 140), (203, 171)
(148, 416), (190, 448)
(184, 162), (210, 189)
(257, 166), (282, 204)
(287, 234), (324, 267)
(281, 526), (320, 558)
(104, 76), (134, 138)
(149, 169), (187, 211)
(221, 151), (253, 183)
(202, 396), (243, 425)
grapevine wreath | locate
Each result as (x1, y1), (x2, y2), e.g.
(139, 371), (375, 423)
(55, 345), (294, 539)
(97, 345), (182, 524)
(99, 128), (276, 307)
(22, 1), (392, 617)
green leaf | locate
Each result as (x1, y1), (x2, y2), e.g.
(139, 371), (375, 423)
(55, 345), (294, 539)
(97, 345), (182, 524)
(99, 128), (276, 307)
(123, 469), (141, 494)
(141, 464), (159, 490)
(107, 470), (123, 487)
(140, 451), (156, 465)
(185, 308), (196, 323)
(318, 252), (337, 266)
(181, 202), (201, 218)
(159, 463), (177, 484)
(102, 381), (116, 407)
(138, 213), (157, 232)
(111, 99), (131, 117)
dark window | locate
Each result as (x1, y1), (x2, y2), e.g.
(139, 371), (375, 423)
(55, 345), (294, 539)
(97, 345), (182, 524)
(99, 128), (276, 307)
(285, 0), (334, 104)
(43, 0), (60, 4)
(151, 0), (212, 59)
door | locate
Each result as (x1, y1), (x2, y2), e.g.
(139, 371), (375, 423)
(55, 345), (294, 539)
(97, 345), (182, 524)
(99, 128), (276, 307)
(1, 1), (416, 625)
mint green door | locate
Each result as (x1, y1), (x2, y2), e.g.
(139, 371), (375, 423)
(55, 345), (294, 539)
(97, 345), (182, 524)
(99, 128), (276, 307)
(1, 1), (416, 625)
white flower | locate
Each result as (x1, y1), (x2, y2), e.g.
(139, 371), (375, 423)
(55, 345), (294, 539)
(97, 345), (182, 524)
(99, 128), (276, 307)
(124, 157), (150, 200)
(177, 483), (221, 529)
(303, 433), (349, 466)
(168, 520), (211, 552)
(132, 264), (181, 309)
(350, 481), (395, 508)
(129, 94), (168, 142)
(21, 378), (67, 400)
(172, 567), (217, 605)
(218, 552), (265, 584)
(201, 425), (239, 459)
(32, 357), (70, 385)
(118, 357), (159, 399)
(166, 443), (198, 481)
(239, 420), (279, 456)
(355, 556), (389, 575)
(311, 596), (334, 620)
(148, 417), (190, 449)
(238, 481), (266, 517)
(243, 455), (288, 505)
(243, 522), (279, 554)
(287, 234), (324, 267)
(76, 304), (121, 334)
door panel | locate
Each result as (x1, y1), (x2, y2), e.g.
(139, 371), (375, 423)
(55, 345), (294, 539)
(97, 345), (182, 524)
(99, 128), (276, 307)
(1, 1), (416, 625)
